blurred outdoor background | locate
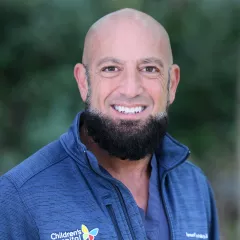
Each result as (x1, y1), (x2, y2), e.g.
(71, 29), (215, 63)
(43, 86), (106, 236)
(0, 0), (239, 239)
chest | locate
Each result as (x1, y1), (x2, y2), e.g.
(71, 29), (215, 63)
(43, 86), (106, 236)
(127, 181), (149, 212)
(22, 171), (210, 240)
(26, 184), (146, 240)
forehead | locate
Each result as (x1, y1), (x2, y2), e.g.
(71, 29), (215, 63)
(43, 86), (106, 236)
(86, 19), (170, 66)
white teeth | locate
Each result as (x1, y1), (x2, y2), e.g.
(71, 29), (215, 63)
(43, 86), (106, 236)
(114, 105), (145, 114)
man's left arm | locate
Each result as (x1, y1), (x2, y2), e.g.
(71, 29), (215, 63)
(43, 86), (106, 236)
(206, 181), (220, 240)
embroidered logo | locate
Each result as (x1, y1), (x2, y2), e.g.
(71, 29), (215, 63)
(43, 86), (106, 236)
(50, 224), (99, 240)
(82, 224), (99, 240)
(186, 232), (208, 239)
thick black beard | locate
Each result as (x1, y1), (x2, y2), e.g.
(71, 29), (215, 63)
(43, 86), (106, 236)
(82, 109), (168, 161)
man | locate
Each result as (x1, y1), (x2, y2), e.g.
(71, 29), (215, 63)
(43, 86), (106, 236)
(0, 8), (219, 240)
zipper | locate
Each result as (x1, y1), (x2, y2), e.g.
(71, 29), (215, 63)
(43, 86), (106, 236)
(112, 184), (136, 240)
(106, 204), (124, 240)
(84, 151), (137, 240)
(160, 150), (191, 240)
(161, 172), (173, 240)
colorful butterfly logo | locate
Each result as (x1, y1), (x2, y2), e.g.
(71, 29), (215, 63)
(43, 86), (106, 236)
(82, 224), (99, 240)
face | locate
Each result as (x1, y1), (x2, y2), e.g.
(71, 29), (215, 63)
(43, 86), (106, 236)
(74, 19), (180, 160)
(75, 19), (180, 123)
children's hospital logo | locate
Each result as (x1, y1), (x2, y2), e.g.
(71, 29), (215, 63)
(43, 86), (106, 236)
(50, 224), (99, 240)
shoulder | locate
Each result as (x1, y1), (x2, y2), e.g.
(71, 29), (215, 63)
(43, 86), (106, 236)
(170, 159), (216, 213)
(168, 159), (215, 204)
(172, 159), (209, 182)
(1, 139), (68, 189)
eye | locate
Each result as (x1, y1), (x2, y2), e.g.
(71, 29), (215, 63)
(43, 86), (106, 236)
(100, 65), (121, 78)
(139, 66), (161, 78)
(102, 66), (119, 72)
(142, 66), (160, 73)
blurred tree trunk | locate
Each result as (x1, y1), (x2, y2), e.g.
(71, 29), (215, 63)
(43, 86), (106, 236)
(236, 44), (240, 239)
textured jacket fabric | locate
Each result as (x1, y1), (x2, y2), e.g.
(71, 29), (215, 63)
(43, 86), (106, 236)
(0, 112), (219, 240)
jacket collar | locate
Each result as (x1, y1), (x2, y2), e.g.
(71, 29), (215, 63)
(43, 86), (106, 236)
(156, 133), (190, 171)
(60, 112), (190, 171)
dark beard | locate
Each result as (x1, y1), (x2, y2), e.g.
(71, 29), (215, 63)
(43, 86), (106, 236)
(82, 109), (168, 160)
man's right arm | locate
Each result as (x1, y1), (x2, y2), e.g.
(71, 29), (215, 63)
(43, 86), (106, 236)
(0, 176), (39, 239)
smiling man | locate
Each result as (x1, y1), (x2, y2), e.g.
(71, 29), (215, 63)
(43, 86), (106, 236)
(0, 8), (219, 240)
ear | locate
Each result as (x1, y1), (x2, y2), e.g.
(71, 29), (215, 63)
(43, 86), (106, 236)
(168, 64), (180, 104)
(74, 63), (88, 102)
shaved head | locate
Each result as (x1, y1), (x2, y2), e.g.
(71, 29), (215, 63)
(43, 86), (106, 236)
(82, 8), (173, 65)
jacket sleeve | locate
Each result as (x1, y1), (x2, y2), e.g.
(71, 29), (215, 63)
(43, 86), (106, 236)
(0, 176), (39, 239)
(207, 181), (220, 240)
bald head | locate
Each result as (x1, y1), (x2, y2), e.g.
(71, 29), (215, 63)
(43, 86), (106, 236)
(82, 8), (173, 65)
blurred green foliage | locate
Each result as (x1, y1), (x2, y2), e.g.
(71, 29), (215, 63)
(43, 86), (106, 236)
(1, 0), (239, 238)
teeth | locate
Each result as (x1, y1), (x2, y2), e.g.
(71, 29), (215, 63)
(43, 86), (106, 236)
(114, 105), (145, 114)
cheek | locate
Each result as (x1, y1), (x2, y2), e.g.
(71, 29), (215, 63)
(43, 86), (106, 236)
(145, 79), (168, 110)
(90, 78), (117, 107)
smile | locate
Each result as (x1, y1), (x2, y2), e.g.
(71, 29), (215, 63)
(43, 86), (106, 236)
(112, 105), (146, 114)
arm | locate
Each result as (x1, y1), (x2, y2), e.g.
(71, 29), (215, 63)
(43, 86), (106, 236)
(0, 176), (39, 239)
(207, 181), (220, 240)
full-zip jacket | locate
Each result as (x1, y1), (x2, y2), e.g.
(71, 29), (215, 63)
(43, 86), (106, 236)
(0, 112), (219, 240)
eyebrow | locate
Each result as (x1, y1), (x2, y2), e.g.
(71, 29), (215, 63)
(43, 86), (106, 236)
(96, 57), (124, 67)
(138, 57), (164, 68)
(96, 56), (164, 68)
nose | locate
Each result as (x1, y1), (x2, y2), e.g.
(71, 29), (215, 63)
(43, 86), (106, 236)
(119, 68), (144, 98)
